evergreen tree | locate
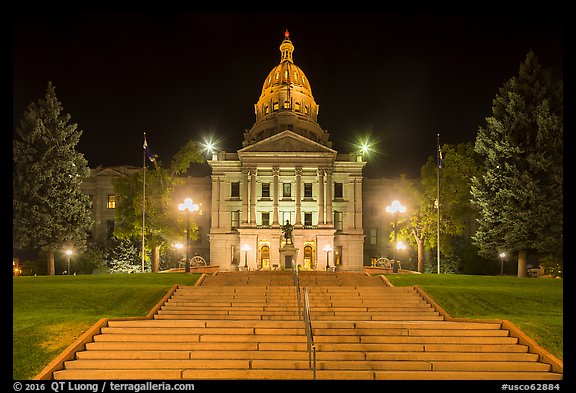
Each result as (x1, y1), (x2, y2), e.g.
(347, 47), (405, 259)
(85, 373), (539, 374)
(13, 82), (94, 275)
(471, 51), (563, 277)
(105, 237), (145, 274)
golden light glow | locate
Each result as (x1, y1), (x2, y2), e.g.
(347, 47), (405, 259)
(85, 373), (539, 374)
(386, 200), (407, 214)
(179, 198), (199, 212)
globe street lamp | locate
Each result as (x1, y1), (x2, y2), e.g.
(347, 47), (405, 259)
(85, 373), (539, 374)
(324, 244), (332, 271)
(499, 252), (506, 276)
(178, 198), (199, 273)
(242, 244), (251, 270)
(386, 200), (406, 274)
(65, 249), (73, 275)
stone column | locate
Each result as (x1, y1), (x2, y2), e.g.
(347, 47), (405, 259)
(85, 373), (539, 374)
(354, 177), (363, 229)
(317, 168), (324, 225)
(295, 166), (302, 227)
(211, 176), (220, 228)
(272, 166), (280, 227)
(325, 167), (333, 226)
(250, 168), (257, 225)
(241, 168), (249, 225)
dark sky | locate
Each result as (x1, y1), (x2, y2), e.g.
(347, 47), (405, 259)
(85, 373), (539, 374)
(12, 12), (564, 178)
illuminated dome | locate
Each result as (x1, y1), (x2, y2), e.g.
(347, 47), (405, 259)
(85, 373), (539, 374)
(243, 30), (331, 147)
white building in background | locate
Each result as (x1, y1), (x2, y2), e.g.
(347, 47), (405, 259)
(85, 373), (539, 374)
(81, 32), (410, 271)
(208, 31), (365, 271)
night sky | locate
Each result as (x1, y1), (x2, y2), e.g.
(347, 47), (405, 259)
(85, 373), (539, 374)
(12, 12), (564, 178)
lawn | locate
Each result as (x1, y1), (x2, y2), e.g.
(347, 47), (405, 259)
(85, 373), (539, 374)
(13, 273), (202, 380)
(13, 273), (563, 380)
(385, 274), (563, 362)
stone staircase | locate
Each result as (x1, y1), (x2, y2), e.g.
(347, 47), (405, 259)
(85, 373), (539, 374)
(52, 271), (562, 380)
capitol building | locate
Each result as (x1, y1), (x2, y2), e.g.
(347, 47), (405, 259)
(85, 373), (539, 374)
(81, 32), (408, 271)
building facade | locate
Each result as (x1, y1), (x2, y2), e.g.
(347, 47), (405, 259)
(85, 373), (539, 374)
(81, 32), (410, 271)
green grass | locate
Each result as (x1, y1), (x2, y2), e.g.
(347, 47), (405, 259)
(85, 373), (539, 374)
(13, 273), (202, 380)
(385, 274), (563, 361)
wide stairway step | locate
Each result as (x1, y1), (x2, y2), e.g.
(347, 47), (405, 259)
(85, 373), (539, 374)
(52, 271), (562, 380)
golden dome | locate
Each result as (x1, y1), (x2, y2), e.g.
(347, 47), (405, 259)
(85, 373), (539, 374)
(244, 30), (330, 147)
(260, 30), (314, 97)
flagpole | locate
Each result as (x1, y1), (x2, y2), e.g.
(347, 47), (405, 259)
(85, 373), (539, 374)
(142, 132), (146, 273)
(436, 133), (441, 274)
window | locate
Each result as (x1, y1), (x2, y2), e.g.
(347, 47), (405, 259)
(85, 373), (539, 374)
(231, 182), (240, 198)
(304, 183), (312, 198)
(261, 212), (270, 226)
(304, 213), (313, 227)
(283, 100), (290, 109)
(107, 194), (116, 209)
(273, 101), (279, 111)
(261, 183), (270, 198)
(283, 183), (291, 198)
(106, 220), (115, 239)
(369, 228), (377, 245)
(295, 102), (301, 112)
(334, 182), (343, 198)
(334, 211), (343, 231)
(231, 211), (240, 229)
(264, 105), (269, 114)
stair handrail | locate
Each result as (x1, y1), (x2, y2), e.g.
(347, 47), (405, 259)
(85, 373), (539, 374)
(292, 263), (302, 320)
(303, 286), (317, 379)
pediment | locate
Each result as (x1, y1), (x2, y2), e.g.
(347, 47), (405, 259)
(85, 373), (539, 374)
(238, 130), (336, 155)
(90, 165), (139, 177)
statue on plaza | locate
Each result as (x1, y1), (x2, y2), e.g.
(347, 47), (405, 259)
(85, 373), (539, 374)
(281, 220), (294, 245)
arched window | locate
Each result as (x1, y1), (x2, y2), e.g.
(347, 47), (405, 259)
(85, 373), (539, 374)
(304, 245), (313, 270)
(261, 245), (270, 270)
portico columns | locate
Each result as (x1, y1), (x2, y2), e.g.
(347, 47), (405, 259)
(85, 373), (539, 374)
(317, 168), (324, 225)
(325, 167), (333, 225)
(295, 166), (302, 227)
(272, 166), (280, 227)
(250, 168), (257, 225)
(241, 168), (249, 224)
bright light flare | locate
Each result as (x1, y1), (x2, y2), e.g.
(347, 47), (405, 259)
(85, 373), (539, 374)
(386, 200), (407, 214)
(200, 135), (222, 155)
(396, 241), (407, 250)
(179, 197), (199, 212)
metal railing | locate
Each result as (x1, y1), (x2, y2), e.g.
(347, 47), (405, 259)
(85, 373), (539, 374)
(292, 264), (302, 320)
(303, 287), (317, 379)
(292, 265), (316, 378)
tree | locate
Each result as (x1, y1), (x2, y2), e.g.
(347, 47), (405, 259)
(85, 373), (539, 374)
(13, 82), (94, 275)
(113, 140), (205, 271)
(471, 51), (563, 277)
(398, 143), (482, 273)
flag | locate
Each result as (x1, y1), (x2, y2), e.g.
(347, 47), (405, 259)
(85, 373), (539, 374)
(143, 137), (156, 163)
(143, 134), (159, 170)
(437, 141), (444, 170)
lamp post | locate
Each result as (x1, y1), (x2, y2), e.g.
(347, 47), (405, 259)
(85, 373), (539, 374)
(179, 198), (199, 273)
(386, 200), (406, 274)
(499, 252), (506, 276)
(242, 244), (251, 270)
(324, 244), (332, 271)
(65, 249), (72, 275)
(396, 241), (406, 270)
